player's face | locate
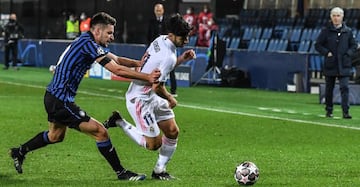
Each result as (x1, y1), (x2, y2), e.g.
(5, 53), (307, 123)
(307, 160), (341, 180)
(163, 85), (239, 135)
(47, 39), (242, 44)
(98, 24), (115, 47)
(174, 35), (189, 47)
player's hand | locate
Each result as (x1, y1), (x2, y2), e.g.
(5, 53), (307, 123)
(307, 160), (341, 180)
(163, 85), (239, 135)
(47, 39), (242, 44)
(168, 96), (177, 109)
(148, 68), (161, 83)
(182, 49), (196, 61)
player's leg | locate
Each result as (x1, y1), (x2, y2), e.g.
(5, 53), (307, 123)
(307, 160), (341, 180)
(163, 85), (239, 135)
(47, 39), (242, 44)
(152, 118), (178, 180)
(9, 122), (67, 174)
(80, 118), (146, 181)
(150, 97), (178, 180)
(104, 98), (162, 149)
(104, 111), (148, 148)
(9, 92), (69, 174)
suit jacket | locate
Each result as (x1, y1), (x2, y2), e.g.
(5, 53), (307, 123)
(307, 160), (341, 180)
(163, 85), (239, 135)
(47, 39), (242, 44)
(147, 16), (167, 45)
(315, 22), (357, 76)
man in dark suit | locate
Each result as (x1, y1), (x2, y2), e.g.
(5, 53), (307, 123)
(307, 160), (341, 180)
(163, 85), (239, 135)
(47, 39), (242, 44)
(315, 7), (357, 119)
(147, 3), (177, 97)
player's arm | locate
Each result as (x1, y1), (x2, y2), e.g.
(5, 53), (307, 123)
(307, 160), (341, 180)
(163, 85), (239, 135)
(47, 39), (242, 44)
(176, 49), (196, 66)
(153, 81), (177, 108)
(96, 55), (160, 84)
(106, 52), (142, 67)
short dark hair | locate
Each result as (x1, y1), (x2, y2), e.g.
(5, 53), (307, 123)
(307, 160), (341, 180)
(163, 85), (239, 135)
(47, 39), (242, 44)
(90, 12), (116, 28)
(165, 13), (192, 37)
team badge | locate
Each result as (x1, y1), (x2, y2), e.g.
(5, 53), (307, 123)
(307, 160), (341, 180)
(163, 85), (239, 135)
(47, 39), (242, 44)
(97, 47), (105, 55)
(150, 127), (155, 133)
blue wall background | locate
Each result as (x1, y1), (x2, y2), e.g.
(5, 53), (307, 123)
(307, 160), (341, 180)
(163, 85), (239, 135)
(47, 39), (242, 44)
(0, 39), (309, 92)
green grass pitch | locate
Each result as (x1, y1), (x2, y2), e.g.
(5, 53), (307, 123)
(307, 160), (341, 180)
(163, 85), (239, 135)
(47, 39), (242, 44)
(1, 67), (360, 186)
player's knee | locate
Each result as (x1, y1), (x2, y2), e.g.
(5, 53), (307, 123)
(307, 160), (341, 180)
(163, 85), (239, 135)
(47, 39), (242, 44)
(48, 133), (65, 143)
(166, 126), (179, 139)
(147, 143), (161, 150)
(96, 126), (109, 140)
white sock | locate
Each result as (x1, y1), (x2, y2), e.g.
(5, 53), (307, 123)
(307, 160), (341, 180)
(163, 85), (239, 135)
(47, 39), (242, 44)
(154, 136), (178, 173)
(116, 119), (146, 148)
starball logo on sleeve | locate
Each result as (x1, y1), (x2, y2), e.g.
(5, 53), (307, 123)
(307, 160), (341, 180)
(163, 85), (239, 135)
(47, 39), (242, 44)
(97, 47), (105, 55)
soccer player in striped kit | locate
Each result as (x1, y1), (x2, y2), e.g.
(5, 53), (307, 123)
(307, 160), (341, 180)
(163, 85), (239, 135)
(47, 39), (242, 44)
(9, 12), (161, 181)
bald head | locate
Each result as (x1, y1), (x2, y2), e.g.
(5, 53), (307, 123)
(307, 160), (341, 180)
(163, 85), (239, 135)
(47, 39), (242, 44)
(154, 3), (164, 18)
(10, 13), (17, 21)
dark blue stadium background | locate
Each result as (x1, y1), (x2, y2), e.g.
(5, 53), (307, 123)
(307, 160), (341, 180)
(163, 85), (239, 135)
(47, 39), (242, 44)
(0, 0), (243, 44)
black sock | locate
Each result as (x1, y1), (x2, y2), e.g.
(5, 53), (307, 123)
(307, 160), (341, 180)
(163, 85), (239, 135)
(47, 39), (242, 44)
(20, 131), (51, 155)
(97, 139), (124, 173)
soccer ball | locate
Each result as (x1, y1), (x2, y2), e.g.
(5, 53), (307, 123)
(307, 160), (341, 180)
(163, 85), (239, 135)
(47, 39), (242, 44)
(234, 161), (259, 185)
(49, 65), (56, 73)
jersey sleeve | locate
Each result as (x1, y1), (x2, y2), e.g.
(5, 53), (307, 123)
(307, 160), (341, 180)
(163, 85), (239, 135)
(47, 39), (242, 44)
(83, 40), (109, 61)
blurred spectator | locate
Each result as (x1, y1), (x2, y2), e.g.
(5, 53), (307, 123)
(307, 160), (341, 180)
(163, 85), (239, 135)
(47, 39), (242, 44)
(147, 3), (177, 96)
(79, 12), (91, 34)
(3, 13), (24, 70)
(66, 13), (79, 39)
(147, 3), (167, 45)
(197, 18), (218, 47)
(197, 4), (213, 26)
(183, 7), (197, 36)
(196, 4), (217, 47)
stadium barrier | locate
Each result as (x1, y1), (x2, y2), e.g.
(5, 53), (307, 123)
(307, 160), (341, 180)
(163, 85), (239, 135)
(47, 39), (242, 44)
(0, 39), (310, 92)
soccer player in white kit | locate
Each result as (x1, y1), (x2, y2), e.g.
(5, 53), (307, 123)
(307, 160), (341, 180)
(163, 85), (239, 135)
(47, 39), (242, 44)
(104, 14), (196, 180)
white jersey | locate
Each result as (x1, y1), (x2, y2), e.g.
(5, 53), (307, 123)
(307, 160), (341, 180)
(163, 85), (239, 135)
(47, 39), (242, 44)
(126, 35), (177, 100)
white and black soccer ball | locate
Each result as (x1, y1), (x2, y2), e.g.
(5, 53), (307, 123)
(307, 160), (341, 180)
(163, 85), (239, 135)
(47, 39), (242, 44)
(234, 161), (259, 185)
(49, 65), (56, 73)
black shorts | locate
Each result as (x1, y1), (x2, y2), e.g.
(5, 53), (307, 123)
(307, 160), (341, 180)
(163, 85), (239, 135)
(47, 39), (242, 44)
(44, 91), (90, 130)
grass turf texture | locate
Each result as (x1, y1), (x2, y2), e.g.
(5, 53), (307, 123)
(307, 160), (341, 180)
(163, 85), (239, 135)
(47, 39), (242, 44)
(0, 67), (360, 186)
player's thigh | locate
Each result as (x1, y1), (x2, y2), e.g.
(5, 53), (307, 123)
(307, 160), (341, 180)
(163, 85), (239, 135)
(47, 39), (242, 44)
(44, 92), (90, 131)
(155, 97), (178, 138)
(126, 98), (161, 137)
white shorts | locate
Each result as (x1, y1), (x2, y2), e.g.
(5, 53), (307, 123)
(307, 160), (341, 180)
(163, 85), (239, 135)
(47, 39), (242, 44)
(126, 95), (175, 137)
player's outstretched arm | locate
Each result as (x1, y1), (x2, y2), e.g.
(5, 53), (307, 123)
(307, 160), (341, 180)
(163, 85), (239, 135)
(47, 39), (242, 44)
(107, 52), (142, 67)
(96, 56), (160, 84)
(176, 49), (196, 66)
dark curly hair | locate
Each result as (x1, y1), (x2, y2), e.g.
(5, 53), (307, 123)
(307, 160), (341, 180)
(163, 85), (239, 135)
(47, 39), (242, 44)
(165, 13), (192, 37)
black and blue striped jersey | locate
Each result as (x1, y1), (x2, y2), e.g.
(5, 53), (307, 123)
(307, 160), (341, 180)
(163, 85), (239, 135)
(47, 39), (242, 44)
(46, 32), (108, 102)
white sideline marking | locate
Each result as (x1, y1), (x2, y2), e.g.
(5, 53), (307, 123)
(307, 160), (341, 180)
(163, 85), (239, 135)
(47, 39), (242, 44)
(1, 80), (360, 131)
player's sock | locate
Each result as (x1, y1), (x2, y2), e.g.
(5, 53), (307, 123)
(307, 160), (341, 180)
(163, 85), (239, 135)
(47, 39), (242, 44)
(97, 139), (125, 173)
(154, 136), (178, 173)
(20, 131), (52, 155)
(118, 120), (147, 148)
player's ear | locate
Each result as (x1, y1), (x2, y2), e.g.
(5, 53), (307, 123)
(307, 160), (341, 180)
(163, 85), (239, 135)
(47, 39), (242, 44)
(93, 26), (101, 36)
(167, 33), (175, 40)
